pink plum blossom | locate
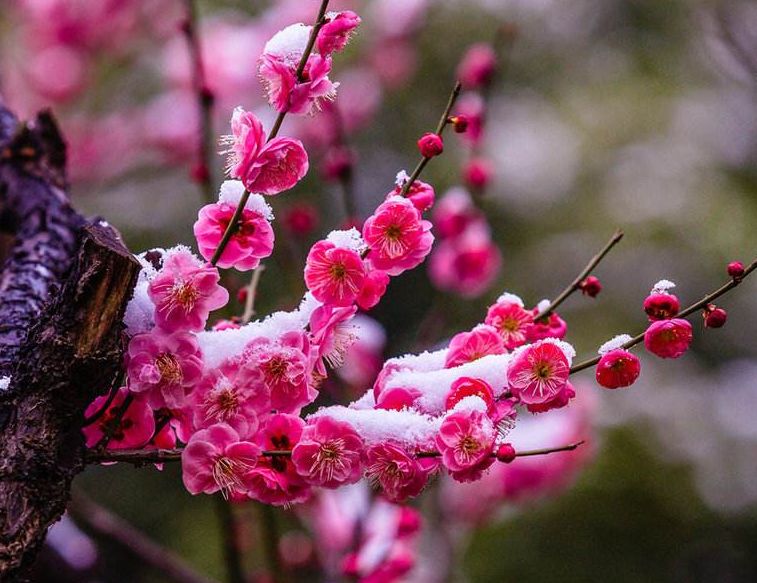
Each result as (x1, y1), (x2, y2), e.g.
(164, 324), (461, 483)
(221, 107), (308, 194)
(309, 304), (357, 376)
(444, 377), (495, 411)
(643, 292), (680, 321)
(432, 188), (481, 239)
(304, 240), (366, 307)
(292, 416), (364, 488)
(375, 386), (421, 411)
(244, 331), (316, 414)
(644, 319), (693, 359)
(356, 269), (390, 311)
(526, 311), (568, 342)
(485, 299), (534, 350)
(148, 248), (228, 332)
(507, 340), (571, 405)
(317, 11), (361, 56)
(430, 230), (502, 298)
(193, 203), (274, 271)
(436, 409), (495, 482)
(83, 388), (155, 450)
(181, 423), (261, 498)
(595, 349), (641, 389)
(260, 53), (338, 115)
(392, 173), (436, 212)
(445, 325), (506, 368)
(362, 196), (434, 276)
(126, 330), (203, 409)
(364, 443), (433, 502)
(525, 381), (576, 414)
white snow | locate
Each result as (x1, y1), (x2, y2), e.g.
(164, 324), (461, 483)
(495, 291), (525, 306)
(0, 376), (11, 391)
(263, 23), (311, 64)
(326, 228), (367, 253)
(651, 279), (676, 294)
(598, 334), (633, 355)
(218, 181), (274, 221)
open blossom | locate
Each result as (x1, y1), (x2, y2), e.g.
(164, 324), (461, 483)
(436, 409), (495, 482)
(445, 325), (506, 368)
(181, 423), (261, 498)
(362, 196), (434, 276)
(644, 319), (693, 359)
(126, 330), (203, 409)
(432, 187), (481, 239)
(304, 240), (366, 307)
(445, 377), (495, 411)
(260, 53), (338, 115)
(148, 249), (228, 332)
(595, 349), (641, 389)
(485, 299), (534, 350)
(83, 388), (155, 449)
(317, 11), (361, 56)
(526, 311), (568, 342)
(292, 417), (364, 488)
(309, 304), (357, 375)
(507, 340), (571, 405)
(525, 381), (576, 413)
(221, 107), (308, 194)
(247, 414), (311, 506)
(194, 202), (274, 271)
(190, 359), (267, 436)
(244, 331), (316, 414)
(365, 443), (434, 502)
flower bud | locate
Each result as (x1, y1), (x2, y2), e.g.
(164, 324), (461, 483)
(595, 349), (640, 389)
(449, 115), (469, 133)
(579, 276), (602, 298)
(727, 261), (745, 281)
(644, 318), (693, 359)
(643, 293), (680, 321)
(417, 133), (444, 158)
(703, 305), (727, 328)
(495, 443), (516, 463)
(463, 158), (492, 190)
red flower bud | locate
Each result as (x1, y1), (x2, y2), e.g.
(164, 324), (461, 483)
(449, 115), (469, 133)
(495, 443), (516, 463)
(643, 293), (680, 321)
(727, 261), (744, 281)
(580, 276), (602, 298)
(703, 305), (727, 328)
(417, 133), (444, 158)
(595, 349), (641, 389)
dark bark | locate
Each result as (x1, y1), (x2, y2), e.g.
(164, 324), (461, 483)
(0, 102), (140, 581)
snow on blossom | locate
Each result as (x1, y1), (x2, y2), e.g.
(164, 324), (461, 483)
(325, 228), (367, 253)
(597, 334), (633, 355)
(304, 240), (366, 307)
(436, 408), (495, 482)
(217, 180), (274, 220)
(445, 324), (506, 368)
(292, 416), (364, 488)
(263, 23), (311, 66)
(507, 340), (572, 405)
(651, 279), (676, 294)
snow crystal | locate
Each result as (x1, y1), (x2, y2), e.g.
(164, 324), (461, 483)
(0, 376), (10, 391)
(449, 395), (488, 414)
(383, 348), (448, 374)
(394, 170), (410, 187)
(198, 294), (318, 367)
(495, 292), (524, 307)
(351, 390), (377, 410)
(326, 228), (367, 253)
(385, 353), (512, 414)
(123, 280), (154, 336)
(309, 405), (441, 447)
(598, 334), (633, 355)
(540, 337), (576, 362)
(536, 298), (551, 313)
(218, 181), (274, 220)
(263, 23), (311, 64)
(652, 279), (676, 294)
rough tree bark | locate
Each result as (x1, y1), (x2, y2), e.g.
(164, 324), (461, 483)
(0, 102), (140, 581)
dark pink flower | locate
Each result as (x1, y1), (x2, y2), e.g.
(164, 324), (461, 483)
(126, 330), (203, 409)
(364, 443), (432, 502)
(525, 311), (568, 342)
(596, 349), (641, 389)
(304, 240), (366, 307)
(417, 133), (443, 158)
(525, 381), (576, 413)
(148, 249), (228, 332)
(644, 318), (693, 359)
(507, 340), (571, 405)
(181, 423), (261, 497)
(362, 196), (434, 276)
(309, 304), (357, 376)
(392, 174), (436, 212)
(643, 292), (680, 321)
(356, 269), (391, 311)
(436, 409), (495, 482)
(375, 386), (421, 411)
(432, 188), (480, 239)
(444, 377), (495, 411)
(292, 416), (364, 488)
(317, 11), (361, 56)
(445, 325), (506, 368)
(83, 388), (155, 450)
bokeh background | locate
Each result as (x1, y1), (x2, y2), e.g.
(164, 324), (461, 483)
(2, 0), (756, 581)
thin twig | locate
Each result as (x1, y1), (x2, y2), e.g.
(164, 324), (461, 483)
(241, 265), (266, 324)
(69, 491), (218, 583)
(182, 0), (215, 204)
(210, 0), (331, 267)
(535, 229), (624, 320)
(399, 82), (462, 197)
(570, 258), (757, 373)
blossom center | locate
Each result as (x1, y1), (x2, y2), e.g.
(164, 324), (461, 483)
(156, 353), (183, 384)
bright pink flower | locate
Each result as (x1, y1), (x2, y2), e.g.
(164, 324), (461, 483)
(126, 330), (203, 409)
(258, 53), (298, 112)
(247, 414), (311, 506)
(83, 388), (155, 450)
(644, 318), (693, 359)
(190, 359), (266, 436)
(292, 416), (364, 488)
(194, 203), (274, 271)
(357, 269), (391, 311)
(364, 443), (432, 502)
(445, 325), (506, 368)
(309, 304), (357, 376)
(595, 350), (641, 389)
(317, 11), (361, 56)
(643, 292), (680, 321)
(429, 229), (502, 298)
(526, 311), (568, 342)
(417, 133), (444, 158)
(445, 377), (495, 411)
(436, 409), (495, 482)
(261, 53), (338, 115)
(221, 107), (308, 194)
(457, 43), (497, 89)
(362, 196), (434, 276)
(432, 188), (480, 239)
(392, 174), (436, 212)
(485, 299), (534, 350)
(375, 386), (421, 410)
(304, 240), (366, 307)
(148, 249), (228, 332)
(525, 381), (576, 413)
(181, 423), (261, 497)
(244, 331), (316, 413)
(507, 340), (571, 405)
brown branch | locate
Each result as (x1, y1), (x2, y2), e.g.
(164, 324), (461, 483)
(70, 492), (218, 583)
(570, 259), (757, 373)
